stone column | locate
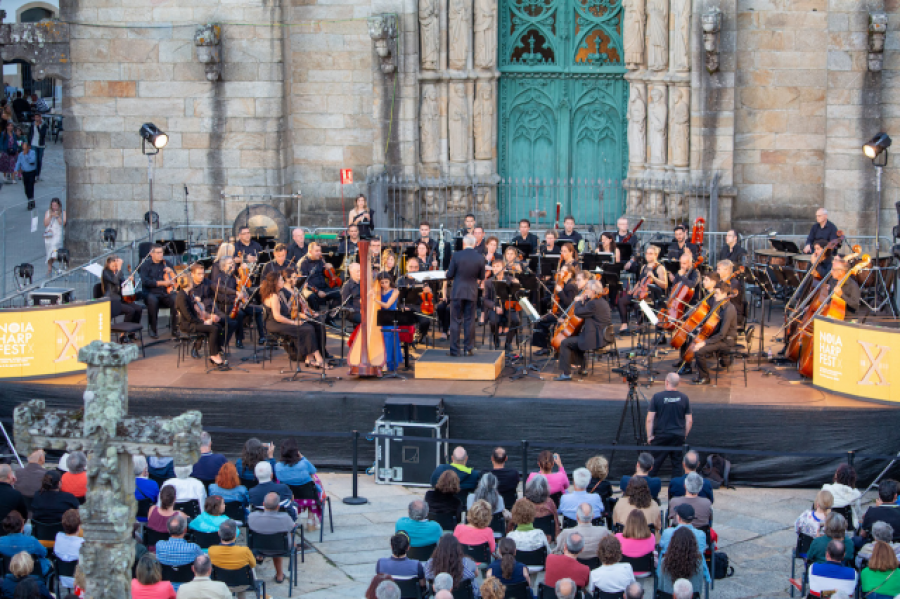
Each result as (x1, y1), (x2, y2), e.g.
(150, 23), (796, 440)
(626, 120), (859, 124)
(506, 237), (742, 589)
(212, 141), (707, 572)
(82, 342), (137, 437)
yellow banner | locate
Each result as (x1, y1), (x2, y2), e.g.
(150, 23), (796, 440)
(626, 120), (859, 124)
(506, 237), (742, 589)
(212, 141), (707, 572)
(0, 300), (110, 379)
(813, 317), (895, 402)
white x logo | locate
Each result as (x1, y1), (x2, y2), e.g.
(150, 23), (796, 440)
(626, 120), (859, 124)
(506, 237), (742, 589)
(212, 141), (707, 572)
(54, 320), (85, 364)
(858, 340), (889, 386)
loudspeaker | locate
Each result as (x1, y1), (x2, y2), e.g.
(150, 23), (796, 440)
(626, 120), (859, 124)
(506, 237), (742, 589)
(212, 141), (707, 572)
(383, 397), (445, 423)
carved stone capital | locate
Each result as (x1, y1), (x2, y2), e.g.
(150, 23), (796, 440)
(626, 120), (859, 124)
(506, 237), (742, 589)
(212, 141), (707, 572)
(367, 14), (399, 74)
(701, 8), (722, 74)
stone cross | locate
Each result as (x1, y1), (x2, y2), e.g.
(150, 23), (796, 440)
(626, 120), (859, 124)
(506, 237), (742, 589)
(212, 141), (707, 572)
(14, 341), (202, 599)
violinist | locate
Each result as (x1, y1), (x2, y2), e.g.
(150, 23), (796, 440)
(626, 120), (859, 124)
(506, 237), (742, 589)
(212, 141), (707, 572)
(261, 243), (295, 279)
(381, 249), (398, 284)
(414, 241), (437, 271)
(716, 260), (745, 325)
(669, 253), (700, 290)
(483, 236), (502, 270)
(617, 245), (667, 334)
(828, 257), (860, 316)
(595, 232), (621, 263)
(234, 226), (263, 264)
(175, 276), (229, 371)
(210, 242), (235, 282)
(101, 255), (143, 326)
(214, 256), (266, 349)
(533, 264), (581, 356)
(667, 225), (699, 261)
(139, 244), (177, 339)
(540, 229), (559, 256)
(503, 245), (526, 275)
(483, 259), (521, 352)
(690, 282), (737, 386)
(286, 227), (308, 265)
(341, 263), (362, 326)
(398, 257), (432, 341)
(189, 263), (220, 320)
(416, 221), (439, 256)
(260, 272), (330, 369)
(553, 277), (612, 381)
(299, 242), (341, 321)
(339, 224), (361, 256)
(559, 242), (577, 269)
(282, 269), (334, 362)
(719, 229), (747, 266)
(557, 216), (584, 253)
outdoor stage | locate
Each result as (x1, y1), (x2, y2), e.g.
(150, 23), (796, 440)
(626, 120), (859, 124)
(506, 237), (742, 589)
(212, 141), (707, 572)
(1, 316), (899, 488)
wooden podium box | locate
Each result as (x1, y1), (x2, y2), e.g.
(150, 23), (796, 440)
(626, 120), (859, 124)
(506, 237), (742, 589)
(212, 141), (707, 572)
(414, 349), (504, 381)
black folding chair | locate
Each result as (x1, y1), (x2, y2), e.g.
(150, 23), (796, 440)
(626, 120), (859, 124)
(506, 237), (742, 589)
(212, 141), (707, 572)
(394, 576), (425, 599)
(451, 578), (476, 599)
(30, 520), (64, 544)
(174, 500), (202, 520)
(223, 501), (247, 525)
(577, 556), (601, 570)
(52, 555), (78, 597)
(189, 529), (220, 550)
(428, 512), (458, 531)
(500, 489), (519, 513)
(595, 590), (624, 599)
(490, 512), (507, 538)
(211, 564), (266, 599)
(622, 551), (656, 594)
(462, 542), (492, 564)
(247, 529), (299, 597)
(517, 546), (548, 573)
(549, 492), (563, 508)
(288, 481), (333, 542)
(143, 528), (170, 549)
(534, 514), (557, 543)
(504, 581), (532, 599)
(160, 563), (194, 585)
(407, 543), (437, 561)
(563, 516), (605, 529)
(790, 532), (816, 597)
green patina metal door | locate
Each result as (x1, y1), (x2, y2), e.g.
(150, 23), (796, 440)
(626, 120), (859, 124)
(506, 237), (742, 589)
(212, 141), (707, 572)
(498, 0), (627, 226)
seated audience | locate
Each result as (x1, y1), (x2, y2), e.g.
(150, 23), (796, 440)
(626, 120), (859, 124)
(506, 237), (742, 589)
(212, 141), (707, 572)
(155, 514), (202, 590)
(523, 475), (560, 540)
(376, 533), (425, 587)
(620, 453), (662, 503)
(0, 513), (50, 575)
(616, 510), (656, 576)
(673, 578), (694, 599)
(795, 490), (833, 538)
(808, 512), (854, 564)
(173, 554), (231, 599)
(375, 580), (401, 599)
(395, 499), (443, 548)
(822, 464), (861, 529)
(668, 451), (714, 503)
(558, 467), (604, 522)
(467, 472), (505, 515)
(659, 505), (707, 559)
(487, 538), (531, 591)
(365, 574), (394, 599)
(53, 509), (83, 591)
(30, 471), (80, 528)
(134, 456), (161, 518)
(588, 535), (635, 594)
(431, 447), (481, 492)
(808, 540), (858, 596)
(433, 572), (454, 594)
(613, 477), (661, 533)
(555, 578), (577, 599)
(625, 582), (645, 599)
(490, 447), (520, 508)
(480, 576), (505, 599)
(234, 438), (275, 486)
(12, 451), (46, 501)
(860, 540), (900, 596)
(148, 457), (175, 482)
(207, 519), (255, 574)
(861, 480), (900, 542)
(248, 462), (296, 518)
(208, 462), (249, 507)
(857, 522), (900, 568)
(59, 452), (87, 499)
(506, 499), (551, 552)
(585, 455), (613, 504)
(422, 535), (478, 591)
(189, 495), (238, 539)
(526, 451), (569, 497)
(0, 466), (25, 525)
(190, 432), (228, 482)
(425, 470), (462, 519)
(657, 527), (708, 594)
(454, 499), (496, 552)
(0, 553), (52, 599)
(544, 532), (589, 588)
(668, 473), (712, 528)
(131, 553), (176, 599)
(276, 437), (326, 531)
(147, 486), (182, 534)
(556, 503), (609, 561)
(160, 466), (206, 508)
(247, 492), (296, 584)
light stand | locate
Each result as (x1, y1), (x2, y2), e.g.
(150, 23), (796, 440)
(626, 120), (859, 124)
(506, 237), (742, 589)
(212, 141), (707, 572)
(863, 133), (892, 315)
(139, 123), (168, 241)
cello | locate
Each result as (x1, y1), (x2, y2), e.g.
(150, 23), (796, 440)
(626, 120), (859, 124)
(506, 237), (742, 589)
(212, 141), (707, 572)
(348, 240), (387, 377)
(681, 297), (730, 363)
(660, 277), (695, 331)
(669, 271), (736, 350)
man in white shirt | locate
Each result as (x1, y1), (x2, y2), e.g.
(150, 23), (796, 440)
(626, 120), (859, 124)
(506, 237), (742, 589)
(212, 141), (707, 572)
(160, 465), (207, 507)
(558, 468), (604, 521)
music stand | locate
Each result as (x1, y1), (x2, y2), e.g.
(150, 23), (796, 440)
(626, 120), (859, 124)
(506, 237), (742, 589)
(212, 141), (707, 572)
(617, 242), (634, 263)
(771, 239), (801, 254)
(376, 310), (417, 379)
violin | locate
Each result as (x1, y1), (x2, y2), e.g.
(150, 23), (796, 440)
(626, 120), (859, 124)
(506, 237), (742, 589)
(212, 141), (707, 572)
(324, 263), (342, 288)
(420, 288), (435, 315)
(230, 261), (253, 320)
(122, 264), (136, 304)
(630, 262), (660, 300)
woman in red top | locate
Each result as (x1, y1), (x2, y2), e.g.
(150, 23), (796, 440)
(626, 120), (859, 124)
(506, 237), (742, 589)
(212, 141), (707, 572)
(453, 500), (496, 553)
(131, 554), (176, 599)
(59, 452), (87, 499)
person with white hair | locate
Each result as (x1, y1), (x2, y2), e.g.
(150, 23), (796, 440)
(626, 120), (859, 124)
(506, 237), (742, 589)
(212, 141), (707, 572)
(558, 467), (605, 521)
(434, 590), (453, 599)
(672, 578), (693, 599)
(667, 472), (712, 527)
(59, 451), (88, 499)
(804, 207), (839, 254)
(856, 521), (900, 568)
(556, 503), (610, 561)
(247, 461), (296, 518)
(375, 580), (401, 599)
(445, 234), (486, 357)
(396, 499), (443, 548)
(553, 277), (612, 381)
(190, 431), (227, 482)
(160, 464), (206, 506)
(544, 532), (590, 588)
(555, 577), (577, 599)
(133, 455), (160, 521)
(433, 572), (454, 593)
(248, 492), (297, 584)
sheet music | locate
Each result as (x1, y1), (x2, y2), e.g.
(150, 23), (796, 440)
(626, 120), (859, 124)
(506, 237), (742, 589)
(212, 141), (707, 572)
(407, 270), (447, 282)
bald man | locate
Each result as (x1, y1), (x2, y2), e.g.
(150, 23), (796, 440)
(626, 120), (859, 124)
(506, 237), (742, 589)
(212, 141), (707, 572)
(13, 449), (46, 499)
(430, 446), (481, 491)
(804, 208), (840, 254)
(0, 464), (26, 522)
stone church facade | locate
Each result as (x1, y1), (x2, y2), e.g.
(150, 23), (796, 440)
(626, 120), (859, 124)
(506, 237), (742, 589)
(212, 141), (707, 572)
(18, 0), (893, 253)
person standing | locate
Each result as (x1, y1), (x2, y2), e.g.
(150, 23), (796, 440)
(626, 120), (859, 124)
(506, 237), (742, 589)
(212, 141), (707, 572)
(445, 234), (485, 357)
(804, 208), (840, 254)
(348, 194), (375, 239)
(719, 229), (747, 266)
(15, 141), (37, 211)
(43, 197), (65, 276)
(0, 121), (17, 185)
(28, 114), (48, 181)
(645, 373), (693, 477)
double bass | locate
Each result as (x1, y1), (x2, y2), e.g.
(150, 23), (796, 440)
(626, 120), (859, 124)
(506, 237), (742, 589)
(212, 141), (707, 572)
(348, 240), (387, 377)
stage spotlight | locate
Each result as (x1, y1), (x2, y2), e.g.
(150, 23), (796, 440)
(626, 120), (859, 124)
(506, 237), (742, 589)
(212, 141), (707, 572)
(863, 132), (892, 161)
(101, 228), (117, 248)
(139, 123), (168, 155)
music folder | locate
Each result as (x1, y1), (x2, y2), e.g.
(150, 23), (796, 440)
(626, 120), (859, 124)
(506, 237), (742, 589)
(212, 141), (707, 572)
(616, 242), (634, 263)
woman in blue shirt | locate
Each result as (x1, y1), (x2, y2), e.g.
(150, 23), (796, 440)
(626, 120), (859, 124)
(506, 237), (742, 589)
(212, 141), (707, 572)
(276, 437), (325, 531)
(234, 438), (276, 487)
(14, 141), (36, 211)
(208, 462), (249, 505)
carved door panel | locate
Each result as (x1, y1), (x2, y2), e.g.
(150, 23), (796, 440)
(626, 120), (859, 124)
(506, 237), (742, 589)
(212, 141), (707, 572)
(498, 0), (627, 225)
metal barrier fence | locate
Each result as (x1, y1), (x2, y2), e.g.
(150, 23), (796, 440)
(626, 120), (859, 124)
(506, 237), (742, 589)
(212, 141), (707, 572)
(0, 200), (61, 300)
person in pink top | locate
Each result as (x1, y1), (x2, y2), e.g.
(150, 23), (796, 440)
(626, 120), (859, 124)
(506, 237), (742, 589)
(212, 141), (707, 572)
(453, 500), (496, 553)
(132, 553), (176, 599)
(526, 451), (569, 497)
(615, 509), (657, 576)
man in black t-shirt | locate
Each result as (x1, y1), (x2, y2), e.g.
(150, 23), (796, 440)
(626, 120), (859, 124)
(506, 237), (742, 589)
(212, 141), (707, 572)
(490, 447), (521, 508)
(646, 373), (693, 477)
(860, 480), (900, 543)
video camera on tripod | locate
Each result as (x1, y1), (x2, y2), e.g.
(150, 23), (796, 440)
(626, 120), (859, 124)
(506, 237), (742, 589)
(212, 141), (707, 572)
(612, 355), (642, 384)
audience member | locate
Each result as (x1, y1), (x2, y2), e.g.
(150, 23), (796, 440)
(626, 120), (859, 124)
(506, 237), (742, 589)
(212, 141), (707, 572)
(53, 509), (83, 590)
(616, 510), (656, 575)
(822, 464), (861, 529)
(425, 471), (462, 518)
(375, 533), (425, 587)
(585, 455), (613, 504)
(795, 490), (833, 538)
(588, 536), (636, 594)
(808, 540), (857, 596)
(160, 466), (207, 508)
(613, 477), (661, 532)
(861, 480), (900, 542)
(808, 512), (854, 564)
(364, 574), (393, 599)
(147, 486), (182, 534)
(490, 447), (520, 508)
(247, 492), (296, 584)
(174, 554), (231, 599)
(9, 577), (46, 599)
(544, 532), (589, 588)
(30, 471), (80, 527)
(860, 540), (900, 596)
(558, 468), (604, 522)
(59, 452), (87, 499)
(0, 465), (26, 523)
(131, 553), (176, 599)
(374, 580), (401, 599)
(248, 462), (295, 517)
(657, 527), (708, 594)
(526, 451), (569, 497)
(624, 582), (644, 599)
(274, 440), (327, 533)
(188, 496), (237, 538)
(234, 438), (275, 486)
(668, 473), (712, 528)
(431, 447), (481, 491)
(134, 456), (161, 516)
(454, 499), (496, 552)
(422, 535), (478, 590)
(479, 576), (505, 599)
(555, 578), (576, 599)
(556, 503), (609, 561)
(659, 505), (707, 559)
(619, 453), (662, 503)
(523, 475), (560, 540)
(506, 499), (551, 552)
(0, 513), (50, 574)
(206, 519), (256, 592)
(395, 499), (442, 548)
(155, 515), (202, 590)
(148, 457), (175, 482)
(668, 451), (714, 503)
(467, 472), (505, 515)
(12, 451), (45, 501)
(433, 572), (454, 594)
(0, 553), (52, 599)
(487, 538), (530, 589)
(672, 578), (694, 599)
(857, 522), (900, 568)
(208, 462), (249, 506)
(190, 432), (228, 482)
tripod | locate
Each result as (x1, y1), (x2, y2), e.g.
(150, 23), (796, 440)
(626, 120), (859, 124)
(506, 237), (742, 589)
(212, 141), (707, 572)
(609, 366), (647, 468)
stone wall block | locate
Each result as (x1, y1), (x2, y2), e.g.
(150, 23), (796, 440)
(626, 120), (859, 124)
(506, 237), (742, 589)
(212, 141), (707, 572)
(115, 98), (185, 117)
(109, 39), (159, 63)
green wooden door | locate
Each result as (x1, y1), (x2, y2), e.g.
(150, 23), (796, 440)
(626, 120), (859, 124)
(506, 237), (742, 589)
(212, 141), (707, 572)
(498, 0), (628, 227)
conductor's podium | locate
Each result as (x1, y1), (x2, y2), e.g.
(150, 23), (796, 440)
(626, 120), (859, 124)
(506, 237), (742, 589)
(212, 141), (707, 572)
(414, 349), (504, 381)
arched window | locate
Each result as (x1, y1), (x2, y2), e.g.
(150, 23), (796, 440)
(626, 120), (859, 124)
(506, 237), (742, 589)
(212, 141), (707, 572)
(20, 7), (54, 22)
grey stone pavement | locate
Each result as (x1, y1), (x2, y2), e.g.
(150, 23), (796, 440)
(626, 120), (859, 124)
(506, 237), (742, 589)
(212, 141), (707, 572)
(248, 472), (857, 599)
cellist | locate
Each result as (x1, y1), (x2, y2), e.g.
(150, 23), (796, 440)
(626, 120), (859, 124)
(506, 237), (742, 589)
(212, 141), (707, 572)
(533, 264), (581, 356)
(617, 245), (668, 334)
(483, 259), (521, 352)
(553, 277), (612, 381)
(676, 272), (719, 375)
(716, 260), (745, 326)
(828, 257), (861, 318)
(668, 253), (700, 291)
(689, 282), (737, 386)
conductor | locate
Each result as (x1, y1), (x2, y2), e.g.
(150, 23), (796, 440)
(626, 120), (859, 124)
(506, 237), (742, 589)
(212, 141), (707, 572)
(554, 279), (612, 381)
(446, 234), (486, 357)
